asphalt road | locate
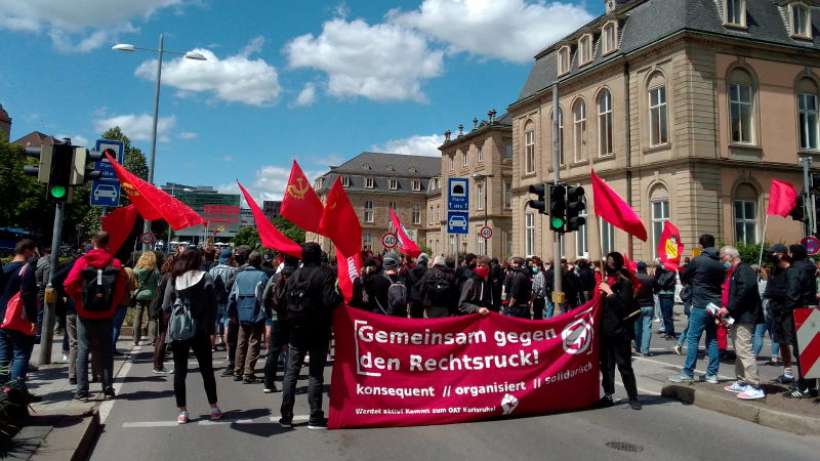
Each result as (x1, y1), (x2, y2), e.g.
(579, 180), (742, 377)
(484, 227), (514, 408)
(90, 310), (820, 461)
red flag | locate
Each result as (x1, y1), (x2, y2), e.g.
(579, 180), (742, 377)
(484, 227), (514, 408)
(105, 153), (205, 230)
(101, 205), (139, 255)
(318, 178), (361, 258)
(237, 182), (302, 259)
(389, 209), (421, 259)
(335, 249), (361, 303)
(767, 179), (798, 217)
(281, 160), (324, 233)
(591, 170), (648, 241)
(657, 221), (684, 271)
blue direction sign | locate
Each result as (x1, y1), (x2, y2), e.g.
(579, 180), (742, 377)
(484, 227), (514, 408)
(448, 177), (469, 211)
(447, 211), (469, 234)
(90, 139), (124, 207)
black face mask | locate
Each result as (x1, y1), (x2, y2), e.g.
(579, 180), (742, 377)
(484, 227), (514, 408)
(605, 266), (620, 276)
(768, 254), (781, 264)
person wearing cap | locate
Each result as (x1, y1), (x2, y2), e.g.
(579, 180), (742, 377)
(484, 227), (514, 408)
(783, 244), (819, 398)
(261, 256), (297, 393)
(407, 254), (429, 318)
(415, 255), (458, 318)
(459, 256), (494, 316)
(209, 249), (238, 360)
(504, 257), (532, 319)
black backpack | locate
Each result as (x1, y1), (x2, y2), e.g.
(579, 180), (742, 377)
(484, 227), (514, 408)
(212, 273), (229, 305)
(80, 265), (119, 312)
(286, 270), (314, 324)
(384, 275), (407, 315)
(425, 271), (452, 306)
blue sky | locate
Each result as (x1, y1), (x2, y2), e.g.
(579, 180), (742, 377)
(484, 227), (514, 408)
(1, 0), (601, 200)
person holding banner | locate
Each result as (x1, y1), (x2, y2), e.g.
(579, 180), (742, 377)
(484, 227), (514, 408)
(504, 257), (532, 319)
(415, 255), (458, 318)
(458, 256), (495, 316)
(598, 252), (641, 410)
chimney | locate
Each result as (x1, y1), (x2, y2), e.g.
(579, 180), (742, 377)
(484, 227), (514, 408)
(444, 130), (451, 142)
(457, 124), (464, 136)
(488, 109), (497, 124)
(472, 117), (478, 130)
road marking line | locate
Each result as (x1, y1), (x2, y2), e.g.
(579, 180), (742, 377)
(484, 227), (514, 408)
(123, 421), (178, 428)
(100, 344), (140, 424)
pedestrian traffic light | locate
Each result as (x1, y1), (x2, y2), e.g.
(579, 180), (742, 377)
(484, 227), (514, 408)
(22, 144), (53, 184)
(566, 185), (586, 232)
(791, 194), (806, 222)
(549, 183), (567, 233)
(527, 183), (547, 215)
(47, 142), (73, 201)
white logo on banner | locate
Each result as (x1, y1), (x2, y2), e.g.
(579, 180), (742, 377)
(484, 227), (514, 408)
(500, 394), (519, 415)
(561, 318), (593, 355)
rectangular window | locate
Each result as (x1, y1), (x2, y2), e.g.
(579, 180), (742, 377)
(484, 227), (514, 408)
(503, 180), (512, 209)
(600, 218), (615, 256)
(389, 178), (398, 190)
(462, 150), (468, 167)
(579, 36), (592, 65)
(734, 200), (757, 245)
(362, 231), (373, 250)
(730, 83), (753, 144)
(478, 145), (484, 162)
(558, 47), (571, 75)
(411, 179), (421, 191)
(504, 143), (513, 159)
(365, 177), (375, 189)
(649, 86), (668, 146)
(651, 200), (670, 259)
(799, 93), (819, 150)
(793, 4), (810, 37)
(525, 129), (536, 174)
(575, 211), (589, 258)
(603, 23), (616, 53)
(726, 0), (744, 26)
(412, 204), (421, 225)
(598, 92), (613, 156)
(341, 176), (350, 187)
(364, 200), (374, 223)
(476, 182), (484, 210)
(525, 212), (535, 256)
(449, 154), (454, 172)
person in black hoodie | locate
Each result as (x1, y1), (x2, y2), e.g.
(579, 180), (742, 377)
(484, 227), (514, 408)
(161, 248), (222, 424)
(598, 252), (640, 410)
(783, 244), (819, 397)
(415, 256), (458, 318)
(633, 262), (655, 356)
(458, 256), (494, 315)
(504, 257), (532, 319)
(671, 234), (724, 384)
(654, 262), (678, 339)
(718, 246), (765, 400)
(407, 254), (428, 318)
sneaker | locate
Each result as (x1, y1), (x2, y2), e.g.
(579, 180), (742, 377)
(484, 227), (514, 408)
(221, 368), (234, 377)
(177, 411), (189, 424)
(673, 344), (682, 355)
(668, 374), (695, 384)
(263, 385), (276, 393)
(628, 399), (642, 410)
(233, 375), (243, 382)
(103, 388), (116, 399)
(597, 395), (614, 407)
(703, 374), (719, 384)
(69, 377), (77, 385)
(278, 418), (293, 428)
(774, 374), (794, 385)
(152, 368), (169, 375)
(307, 418), (328, 430)
(210, 406), (223, 421)
(724, 381), (747, 393)
(74, 391), (89, 401)
(737, 387), (765, 400)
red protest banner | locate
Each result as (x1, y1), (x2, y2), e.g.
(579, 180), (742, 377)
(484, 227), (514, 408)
(328, 299), (601, 429)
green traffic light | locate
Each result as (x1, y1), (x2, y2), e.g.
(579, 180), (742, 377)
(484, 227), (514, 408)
(50, 185), (67, 199)
(551, 216), (565, 229)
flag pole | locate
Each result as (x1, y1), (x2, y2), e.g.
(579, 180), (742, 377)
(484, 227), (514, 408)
(757, 215), (768, 269)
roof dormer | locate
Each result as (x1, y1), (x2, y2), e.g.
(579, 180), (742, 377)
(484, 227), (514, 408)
(578, 33), (594, 67)
(787, 1), (813, 40)
(602, 20), (619, 54)
(722, 0), (748, 29)
(557, 45), (572, 76)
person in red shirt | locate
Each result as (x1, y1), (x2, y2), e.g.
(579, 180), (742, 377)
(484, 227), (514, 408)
(64, 231), (128, 400)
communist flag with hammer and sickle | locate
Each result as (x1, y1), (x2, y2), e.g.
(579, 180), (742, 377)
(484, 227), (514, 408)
(281, 160), (324, 234)
(657, 221), (684, 271)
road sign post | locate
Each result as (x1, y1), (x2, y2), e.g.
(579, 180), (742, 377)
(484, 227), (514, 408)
(479, 226), (493, 240)
(91, 139), (124, 208)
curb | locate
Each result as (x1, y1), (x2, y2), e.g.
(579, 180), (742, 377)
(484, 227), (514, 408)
(70, 408), (100, 461)
(662, 385), (820, 436)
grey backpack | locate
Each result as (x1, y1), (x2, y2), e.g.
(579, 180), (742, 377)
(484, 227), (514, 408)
(167, 294), (196, 342)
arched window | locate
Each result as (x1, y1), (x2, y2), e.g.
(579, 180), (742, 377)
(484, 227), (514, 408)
(729, 68), (755, 144)
(648, 72), (668, 146)
(798, 77), (819, 150)
(598, 89), (614, 156)
(734, 184), (758, 245)
(524, 122), (535, 174)
(573, 99), (587, 162)
(602, 22), (617, 54)
(364, 200), (374, 223)
(650, 185), (670, 259)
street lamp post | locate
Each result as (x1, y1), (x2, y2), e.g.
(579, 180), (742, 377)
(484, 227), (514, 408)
(113, 35), (206, 251)
(472, 173), (494, 256)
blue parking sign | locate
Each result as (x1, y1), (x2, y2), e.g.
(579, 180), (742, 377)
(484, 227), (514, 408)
(447, 211), (469, 234)
(90, 139), (124, 208)
(448, 178), (469, 211)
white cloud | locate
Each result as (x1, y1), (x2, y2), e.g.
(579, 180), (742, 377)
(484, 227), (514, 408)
(178, 131), (197, 140)
(285, 18), (443, 102)
(221, 163), (323, 203)
(135, 40), (281, 106)
(373, 134), (445, 157)
(56, 134), (89, 147)
(240, 35), (265, 57)
(93, 113), (176, 143)
(292, 82), (317, 108)
(0, 0), (188, 53)
(390, 0), (593, 63)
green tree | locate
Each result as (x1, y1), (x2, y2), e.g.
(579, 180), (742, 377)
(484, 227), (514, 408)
(232, 226), (260, 249)
(271, 217), (305, 244)
(0, 137), (49, 235)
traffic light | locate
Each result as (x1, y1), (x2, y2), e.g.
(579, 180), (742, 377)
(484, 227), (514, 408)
(527, 183), (547, 214)
(791, 194), (806, 222)
(549, 183), (567, 232)
(70, 147), (103, 185)
(22, 144), (53, 184)
(566, 185), (586, 232)
(47, 142), (73, 201)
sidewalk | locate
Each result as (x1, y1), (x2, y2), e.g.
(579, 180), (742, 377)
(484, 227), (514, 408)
(4, 332), (135, 460)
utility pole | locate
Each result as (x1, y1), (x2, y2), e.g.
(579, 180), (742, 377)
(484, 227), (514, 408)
(39, 201), (64, 365)
(551, 84), (564, 307)
(801, 156), (815, 236)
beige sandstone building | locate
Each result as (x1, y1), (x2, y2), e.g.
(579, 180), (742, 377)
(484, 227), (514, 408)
(500, 0), (818, 263)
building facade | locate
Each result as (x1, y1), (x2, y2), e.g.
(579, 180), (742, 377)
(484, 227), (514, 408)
(307, 152), (439, 255)
(160, 183), (240, 242)
(436, 111), (514, 259)
(262, 200), (282, 221)
(503, 0), (818, 263)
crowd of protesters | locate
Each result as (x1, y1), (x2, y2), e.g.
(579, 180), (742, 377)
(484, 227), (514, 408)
(0, 230), (818, 428)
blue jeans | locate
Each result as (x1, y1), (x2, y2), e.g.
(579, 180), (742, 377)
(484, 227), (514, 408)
(658, 294), (675, 336)
(677, 303), (692, 347)
(752, 322), (780, 359)
(544, 301), (555, 319)
(682, 307), (719, 378)
(633, 306), (654, 354)
(111, 306), (127, 350)
(0, 329), (35, 384)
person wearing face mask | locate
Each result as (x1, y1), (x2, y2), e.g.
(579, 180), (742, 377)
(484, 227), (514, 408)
(458, 256), (494, 316)
(783, 244), (819, 398)
(531, 258), (548, 319)
(717, 246), (764, 400)
(504, 257), (532, 319)
(765, 244), (791, 382)
(598, 252), (641, 410)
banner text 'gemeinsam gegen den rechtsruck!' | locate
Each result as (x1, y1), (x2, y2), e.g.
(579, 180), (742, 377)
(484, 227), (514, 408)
(328, 298), (602, 429)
